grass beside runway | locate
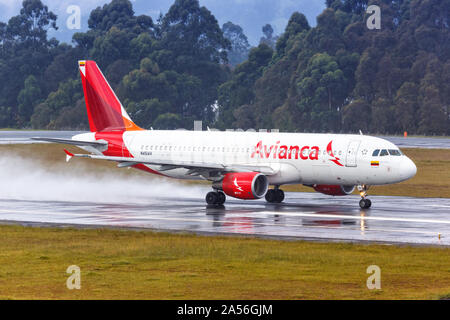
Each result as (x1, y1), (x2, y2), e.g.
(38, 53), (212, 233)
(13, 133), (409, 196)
(0, 224), (449, 300)
(1, 144), (449, 198)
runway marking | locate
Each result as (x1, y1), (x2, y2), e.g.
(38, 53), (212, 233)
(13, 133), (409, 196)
(2, 205), (450, 226)
(245, 211), (450, 225)
(426, 204), (450, 208)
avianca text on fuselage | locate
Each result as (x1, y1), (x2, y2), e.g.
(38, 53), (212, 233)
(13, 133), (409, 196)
(251, 140), (320, 161)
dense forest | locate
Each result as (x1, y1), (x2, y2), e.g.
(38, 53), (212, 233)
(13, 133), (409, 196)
(0, 0), (448, 135)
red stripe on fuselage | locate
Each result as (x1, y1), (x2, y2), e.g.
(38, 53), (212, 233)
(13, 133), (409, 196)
(95, 131), (164, 176)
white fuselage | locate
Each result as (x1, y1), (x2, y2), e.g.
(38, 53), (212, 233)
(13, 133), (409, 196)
(75, 130), (417, 186)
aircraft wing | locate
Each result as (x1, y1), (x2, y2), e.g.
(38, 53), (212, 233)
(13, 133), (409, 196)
(63, 149), (276, 175)
(32, 137), (108, 148)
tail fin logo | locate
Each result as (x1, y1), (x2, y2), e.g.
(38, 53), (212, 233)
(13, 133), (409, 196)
(327, 141), (344, 167)
(79, 60), (142, 133)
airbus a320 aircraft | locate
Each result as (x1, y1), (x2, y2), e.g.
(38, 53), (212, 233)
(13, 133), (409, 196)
(33, 61), (417, 209)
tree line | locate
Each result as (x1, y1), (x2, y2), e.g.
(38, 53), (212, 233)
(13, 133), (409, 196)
(0, 0), (448, 135)
(217, 0), (450, 135)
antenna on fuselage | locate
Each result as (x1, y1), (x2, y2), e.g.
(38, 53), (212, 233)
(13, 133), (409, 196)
(359, 130), (363, 135)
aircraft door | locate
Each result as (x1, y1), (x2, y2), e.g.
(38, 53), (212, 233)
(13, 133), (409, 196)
(345, 140), (361, 167)
(122, 133), (135, 157)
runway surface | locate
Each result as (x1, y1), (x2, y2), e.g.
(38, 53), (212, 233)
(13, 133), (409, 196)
(1, 191), (449, 246)
(1, 131), (449, 149)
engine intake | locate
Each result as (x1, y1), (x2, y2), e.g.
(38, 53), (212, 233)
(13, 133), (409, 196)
(218, 172), (269, 200)
(313, 185), (355, 196)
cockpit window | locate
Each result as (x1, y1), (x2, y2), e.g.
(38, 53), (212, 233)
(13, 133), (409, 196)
(372, 149), (380, 156)
(379, 149), (389, 156)
(388, 149), (402, 156)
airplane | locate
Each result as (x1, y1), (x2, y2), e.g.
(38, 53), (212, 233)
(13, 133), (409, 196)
(33, 60), (417, 209)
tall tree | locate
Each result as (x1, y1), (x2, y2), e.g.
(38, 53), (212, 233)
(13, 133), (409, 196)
(222, 21), (250, 67)
(161, 0), (230, 65)
(5, 0), (57, 49)
(260, 24), (277, 49)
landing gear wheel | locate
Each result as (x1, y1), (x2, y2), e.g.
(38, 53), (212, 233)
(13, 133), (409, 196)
(217, 192), (226, 205)
(357, 185), (372, 209)
(359, 198), (372, 209)
(265, 189), (276, 203)
(206, 191), (226, 205)
(265, 189), (284, 203)
(206, 192), (218, 205)
(275, 189), (285, 203)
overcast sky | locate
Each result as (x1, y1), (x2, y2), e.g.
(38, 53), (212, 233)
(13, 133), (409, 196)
(0, 0), (325, 45)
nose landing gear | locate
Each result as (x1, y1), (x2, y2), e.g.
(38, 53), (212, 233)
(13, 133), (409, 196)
(358, 185), (371, 209)
(206, 191), (226, 205)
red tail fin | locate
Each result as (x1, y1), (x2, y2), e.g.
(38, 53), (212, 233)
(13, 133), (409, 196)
(78, 60), (142, 132)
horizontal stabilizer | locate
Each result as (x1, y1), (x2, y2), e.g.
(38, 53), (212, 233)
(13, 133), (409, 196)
(31, 137), (108, 148)
(63, 149), (74, 162)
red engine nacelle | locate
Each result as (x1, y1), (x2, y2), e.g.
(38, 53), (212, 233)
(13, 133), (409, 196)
(220, 172), (269, 200)
(313, 185), (355, 196)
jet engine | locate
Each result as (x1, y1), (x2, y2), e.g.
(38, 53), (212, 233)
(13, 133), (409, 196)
(313, 185), (355, 196)
(218, 172), (269, 200)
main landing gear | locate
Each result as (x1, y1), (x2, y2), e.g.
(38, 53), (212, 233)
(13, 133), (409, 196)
(206, 191), (226, 205)
(358, 185), (372, 209)
(265, 187), (285, 204)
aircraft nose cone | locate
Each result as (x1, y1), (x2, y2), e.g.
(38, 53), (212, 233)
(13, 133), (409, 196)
(401, 157), (417, 180)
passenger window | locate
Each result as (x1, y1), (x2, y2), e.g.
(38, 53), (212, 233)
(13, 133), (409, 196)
(380, 149), (388, 156)
(372, 149), (380, 156)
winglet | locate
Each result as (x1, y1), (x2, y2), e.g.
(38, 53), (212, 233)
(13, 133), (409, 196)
(64, 149), (74, 162)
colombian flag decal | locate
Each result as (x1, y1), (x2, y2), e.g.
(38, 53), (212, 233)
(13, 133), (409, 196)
(371, 161), (380, 166)
(79, 61), (86, 66)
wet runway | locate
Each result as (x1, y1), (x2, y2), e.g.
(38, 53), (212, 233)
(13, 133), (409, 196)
(1, 191), (449, 246)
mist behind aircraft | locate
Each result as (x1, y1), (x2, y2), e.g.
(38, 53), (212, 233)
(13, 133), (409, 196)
(0, 153), (204, 204)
